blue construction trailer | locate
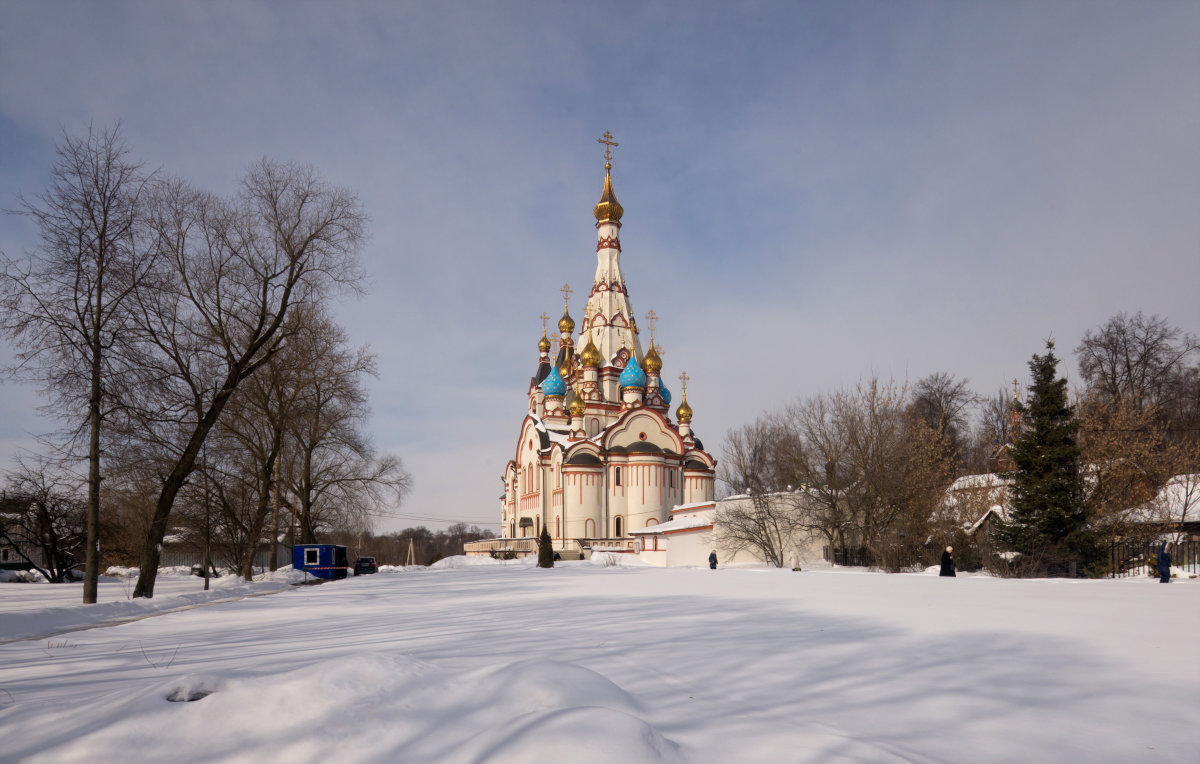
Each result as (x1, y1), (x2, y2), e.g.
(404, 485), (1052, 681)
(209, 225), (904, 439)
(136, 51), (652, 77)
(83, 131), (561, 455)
(292, 544), (349, 580)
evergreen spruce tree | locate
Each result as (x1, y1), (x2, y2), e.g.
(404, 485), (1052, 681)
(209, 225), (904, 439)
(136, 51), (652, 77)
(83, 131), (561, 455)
(997, 341), (1090, 574)
(537, 525), (554, 568)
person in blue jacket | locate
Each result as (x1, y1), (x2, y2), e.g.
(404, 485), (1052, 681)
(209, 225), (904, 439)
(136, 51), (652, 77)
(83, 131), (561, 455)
(1157, 542), (1172, 583)
(708, 551), (717, 570)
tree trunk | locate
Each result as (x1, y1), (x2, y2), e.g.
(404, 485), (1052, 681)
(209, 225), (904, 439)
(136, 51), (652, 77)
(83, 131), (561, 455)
(84, 303), (103, 603)
(240, 449), (277, 580)
(269, 459), (280, 572)
(300, 450), (317, 543)
(132, 386), (234, 598)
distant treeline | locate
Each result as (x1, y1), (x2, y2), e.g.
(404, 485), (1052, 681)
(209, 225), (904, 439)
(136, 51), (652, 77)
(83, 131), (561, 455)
(327, 523), (496, 567)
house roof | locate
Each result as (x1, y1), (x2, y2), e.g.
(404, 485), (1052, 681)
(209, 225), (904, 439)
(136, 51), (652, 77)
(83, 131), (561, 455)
(1123, 473), (1200, 524)
(968, 505), (1008, 534)
(948, 473), (1012, 492)
(630, 515), (713, 535)
(671, 501), (716, 514)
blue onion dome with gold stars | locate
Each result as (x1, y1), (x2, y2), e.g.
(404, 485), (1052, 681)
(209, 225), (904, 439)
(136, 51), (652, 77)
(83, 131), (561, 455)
(618, 357), (647, 390)
(541, 364), (566, 397)
(660, 385), (672, 406)
(676, 394), (693, 423)
(643, 343), (662, 375)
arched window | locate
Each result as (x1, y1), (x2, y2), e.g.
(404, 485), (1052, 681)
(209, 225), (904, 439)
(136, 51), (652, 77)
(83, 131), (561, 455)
(585, 518), (595, 537)
(615, 467), (622, 487)
(614, 516), (624, 537)
(536, 516), (540, 536)
(555, 516), (561, 538)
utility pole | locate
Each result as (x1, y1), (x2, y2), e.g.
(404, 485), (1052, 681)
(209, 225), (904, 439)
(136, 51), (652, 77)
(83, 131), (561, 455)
(202, 442), (211, 591)
(269, 458), (280, 572)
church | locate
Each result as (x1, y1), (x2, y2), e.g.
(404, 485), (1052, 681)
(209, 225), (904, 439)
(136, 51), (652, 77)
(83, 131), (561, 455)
(468, 134), (716, 559)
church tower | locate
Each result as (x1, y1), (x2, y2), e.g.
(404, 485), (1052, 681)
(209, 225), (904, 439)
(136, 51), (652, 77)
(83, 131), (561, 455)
(580, 132), (645, 373)
(479, 134), (717, 557)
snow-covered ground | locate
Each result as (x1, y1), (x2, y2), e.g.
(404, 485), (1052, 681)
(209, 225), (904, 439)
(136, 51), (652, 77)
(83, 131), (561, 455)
(1, 560), (1196, 763)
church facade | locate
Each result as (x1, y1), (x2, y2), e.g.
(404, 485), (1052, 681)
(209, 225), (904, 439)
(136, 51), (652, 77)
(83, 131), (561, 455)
(472, 136), (716, 558)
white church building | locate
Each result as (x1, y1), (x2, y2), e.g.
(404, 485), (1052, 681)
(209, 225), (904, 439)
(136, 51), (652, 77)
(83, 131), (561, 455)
(466, 135), (717, 560)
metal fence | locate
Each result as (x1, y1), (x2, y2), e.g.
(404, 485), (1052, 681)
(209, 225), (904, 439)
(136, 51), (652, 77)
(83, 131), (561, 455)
(159, 547), (275, 573)
(827, 547), (870, 567)
(1110, 539), (1199, 578)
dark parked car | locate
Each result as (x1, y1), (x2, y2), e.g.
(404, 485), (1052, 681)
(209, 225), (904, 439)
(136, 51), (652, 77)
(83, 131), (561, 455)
(353, 556), (378, 575)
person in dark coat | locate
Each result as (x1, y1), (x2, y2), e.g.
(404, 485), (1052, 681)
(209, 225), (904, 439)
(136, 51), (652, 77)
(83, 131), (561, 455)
(708, 551), (718, 570)
(1157, 542), (1172, 583)
(939, 546), (956, 577)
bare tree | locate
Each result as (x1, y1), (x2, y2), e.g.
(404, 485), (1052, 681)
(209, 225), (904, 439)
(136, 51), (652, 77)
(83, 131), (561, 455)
(718, 418), (777, 495)
(127, 160), (366, 598)
(1, 456), (86, 582)
(1158, 469), (1200, 544)
(1076, 312), (1198, 413)
(214, 314), (310, 580)
(964, 384), (1019, 473)
(910, 372), (978, 470)
(274, 314), (409, 545)
(763, 378), (954, 569)
(715, 492), (806, 568)
(0, 125), (152, 602)
(1078, 393), (1171, 533)
(774, 391), (859, 556)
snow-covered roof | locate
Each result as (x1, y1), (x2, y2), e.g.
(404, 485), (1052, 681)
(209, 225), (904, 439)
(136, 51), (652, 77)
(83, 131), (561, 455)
(968, 505), (1008, 534)
(1158, 474), (1200, 519)
(1122, 474), (1200, 524)
(949, 473), (1012, 492)
(671, 500), (716, 514)
(630, 515), (713, 535)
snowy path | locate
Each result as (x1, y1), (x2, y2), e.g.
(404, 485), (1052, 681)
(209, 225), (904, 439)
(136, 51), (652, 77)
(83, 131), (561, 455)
(0, 561), (1196, 762)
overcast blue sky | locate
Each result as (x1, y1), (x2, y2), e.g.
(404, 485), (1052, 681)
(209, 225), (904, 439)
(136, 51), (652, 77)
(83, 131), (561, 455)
(2, 1), (1198, 531)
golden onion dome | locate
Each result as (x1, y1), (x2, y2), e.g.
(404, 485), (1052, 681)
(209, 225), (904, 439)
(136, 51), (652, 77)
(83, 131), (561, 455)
(643, 343), (662, 375)
(580, 332), (602, 368)
(592, 163), (624, 222)
(558, 306), (575, 336)
(569, 388), (587, 416)
(538, 331), (551, 353)
(676, 394), (693, 423)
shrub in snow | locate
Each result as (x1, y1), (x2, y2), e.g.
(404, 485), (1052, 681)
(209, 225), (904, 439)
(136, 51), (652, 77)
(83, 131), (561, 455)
(538, 525), (554, 568)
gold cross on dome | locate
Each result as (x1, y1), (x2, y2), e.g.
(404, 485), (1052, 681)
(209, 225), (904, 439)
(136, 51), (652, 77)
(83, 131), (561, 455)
(598, 131), (619, 163)
(560, 283), (573, 306)
(678, 371), (690, 395)
(645, 310), (658, 339)
(539, 312), (550, 334)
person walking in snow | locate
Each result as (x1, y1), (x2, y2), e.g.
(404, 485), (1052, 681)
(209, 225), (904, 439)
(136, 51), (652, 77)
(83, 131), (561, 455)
(940, 546), (956, 577)
(1157, 542), (1172, 583)
(708, 550), (718, 570)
